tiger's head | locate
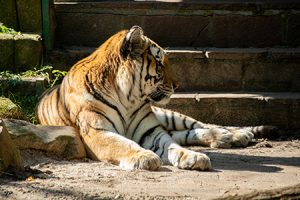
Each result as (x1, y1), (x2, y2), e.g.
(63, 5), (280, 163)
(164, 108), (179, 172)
(116, 26), (178, 105)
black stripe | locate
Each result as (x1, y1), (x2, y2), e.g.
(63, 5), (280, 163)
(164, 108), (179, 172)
(46, 95), (53, 124)
(151, 132), (164, 152)
(144, 56), (152, 82)
(171, 112), (176, 130)
(55, 88), (69, 125)
(139, 55), (145, 96)
(146, 56), (151, 80)
(185, 130), (191, 145)
(129, 102), (148, 120)
(62, 77), (70, 114)
(139, 125), (160, 144)
(104, 38), (113, 52)
(158, 141), (168, 157)
(126, 101), (150, 134)
(127, 72), (135, 101)
(132, 111), (153, 137)
(165, 113), (169, 129)
(183, 117), (188, 129)
(115, 84), (128, 109)
(75, 52), (97, 67)
(88, 125), (111, 133)
(85, 74), (126, 126)
(191, 121), (197, 129)
(40, 98), (49, 124)
(90, 108), (118, 133)
(37, 83), (60, 122)
(156, 48), (161, 58)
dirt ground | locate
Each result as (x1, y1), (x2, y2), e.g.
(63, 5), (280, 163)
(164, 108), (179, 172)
(1, 139), (300, 200)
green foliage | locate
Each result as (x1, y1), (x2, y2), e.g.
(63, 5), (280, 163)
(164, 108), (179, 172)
(0, 97), (25, 120)
(0, 66), (52, 96)
(0, 67), (68, 124)
(0, 24), (20, 35)
(51, 69), (67, 87)
(0, 66), (52, 81)
(5, 92), (39, 124)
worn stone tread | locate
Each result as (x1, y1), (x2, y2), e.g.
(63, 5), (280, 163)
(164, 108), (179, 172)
(54, 1), (300, 47)
(0, 33), (43, 72)
(55, 1), (300, 12)
(166, 92), (300, 128)
(46, 47), (300, 92)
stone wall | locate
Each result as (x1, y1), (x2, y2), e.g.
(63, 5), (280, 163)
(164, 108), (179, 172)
(0, 0), (55, 72)
(0, 0), (42, 33)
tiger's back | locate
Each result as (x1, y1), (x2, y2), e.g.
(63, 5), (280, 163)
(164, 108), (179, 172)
(38, 30), (128, 127)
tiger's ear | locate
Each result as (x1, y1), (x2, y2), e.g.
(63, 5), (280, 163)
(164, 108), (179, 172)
(120, 26), (148, 59)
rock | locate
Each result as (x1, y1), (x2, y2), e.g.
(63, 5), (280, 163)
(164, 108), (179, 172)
(14, 33), (42, 72)
(0, 77), (48, 96)
(0, 33), (14, 71)
(0, 0), (18, 30)
(0, 97), (25, 119)
(16, 0), (42, 33)
(4, 119), (86, 160)
(0, 119), (24, 175)
(0, 33), (43, 72)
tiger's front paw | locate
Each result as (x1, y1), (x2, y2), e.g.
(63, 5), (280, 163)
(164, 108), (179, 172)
(169, 148), (211, 171)
(119, 149), (162, 170)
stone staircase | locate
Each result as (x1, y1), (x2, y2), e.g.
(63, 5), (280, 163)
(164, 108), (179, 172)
(0, 0), (44, 72)
(47, 0), (300, 128)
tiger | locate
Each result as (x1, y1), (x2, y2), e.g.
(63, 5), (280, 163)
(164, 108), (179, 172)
(37, 26), (277, 170)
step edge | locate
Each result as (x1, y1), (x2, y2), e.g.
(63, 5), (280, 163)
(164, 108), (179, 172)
(51, 46), (300, 60)
(56, 46), (300, 52)
(54, 1), (300, 11)
(171, 92), (300, 100)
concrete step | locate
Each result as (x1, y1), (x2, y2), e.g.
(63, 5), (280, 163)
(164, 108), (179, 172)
(45, 47), (300, 92)
(54, 0), (300, 48)
(0, 77), (48, 96)
(166, 92), (300, 129)
(0, 33), (43, 72)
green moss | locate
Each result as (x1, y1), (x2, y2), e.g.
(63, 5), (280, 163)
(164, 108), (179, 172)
(6, 124), (35, 137)
(60, 136), (76, 158)
(0, 97), (25, 119)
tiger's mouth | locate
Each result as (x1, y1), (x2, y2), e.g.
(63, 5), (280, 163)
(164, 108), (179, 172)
(148, 87), (173, 104)
(149, 92), (168, 102)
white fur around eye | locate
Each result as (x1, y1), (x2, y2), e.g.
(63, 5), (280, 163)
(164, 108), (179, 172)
(150, 45), (163, 62)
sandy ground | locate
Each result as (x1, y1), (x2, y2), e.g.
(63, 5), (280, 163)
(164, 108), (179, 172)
(1, 139), (300, 200)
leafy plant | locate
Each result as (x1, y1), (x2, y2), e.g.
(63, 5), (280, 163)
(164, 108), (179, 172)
(6, 92), (39, 124)
(0, 24), (20, 35)
(0, 66), (52, 80)
(51, 69), (67, 87)
(0, 66), (67, 124)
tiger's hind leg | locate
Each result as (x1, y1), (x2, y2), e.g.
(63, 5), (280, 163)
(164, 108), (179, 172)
(169, 128), (254, 148)
(152, 106), (277, 148)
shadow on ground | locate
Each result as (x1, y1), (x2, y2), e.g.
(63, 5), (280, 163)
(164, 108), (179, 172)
(204, 151), (300, 173)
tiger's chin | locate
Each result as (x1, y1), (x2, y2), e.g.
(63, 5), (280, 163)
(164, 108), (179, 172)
(148, 92), (172, 106)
